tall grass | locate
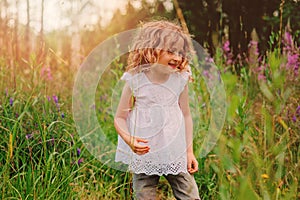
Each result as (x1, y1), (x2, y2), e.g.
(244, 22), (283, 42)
(0, 56), (132, 199)
(203, 29), (299, 200)
(0, 30), (299, 199)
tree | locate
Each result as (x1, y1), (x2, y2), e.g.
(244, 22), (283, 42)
(61, 0), (95, 69)
(14, 0), (19, 61)
(37, 0), (45, 63)
(0, 0), (9, 59)
(176, 0), (300, 58)
(25, 0), (30, 60)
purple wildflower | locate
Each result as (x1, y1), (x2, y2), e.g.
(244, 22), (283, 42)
(77, 148), (81, 156)
(9, 98), (13, 106)
(47, 96), (51, 101)
(78, 158), (84, 165)
(26, 134), (33, 139)
(52, 95), (60, 111)
(52, 95), (58, 104)
(292, 116), (297, 122)
(61, 112), (65, 118)
(296, 106), (300, 114)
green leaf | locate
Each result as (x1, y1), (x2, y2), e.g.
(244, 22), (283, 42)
(238, 176), (260, 200)
(259, 82), (274, 102)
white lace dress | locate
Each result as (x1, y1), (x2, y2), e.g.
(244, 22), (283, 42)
(115, 71), (190, 175)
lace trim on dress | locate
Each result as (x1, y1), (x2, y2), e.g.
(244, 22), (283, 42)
(129, 157), (188, 176)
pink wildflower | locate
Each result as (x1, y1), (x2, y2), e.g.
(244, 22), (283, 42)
(258, 74), (266, 81)
(40, 66), (53, 81)
(223, 40), (230, 52)
(222, 40), (233, 66)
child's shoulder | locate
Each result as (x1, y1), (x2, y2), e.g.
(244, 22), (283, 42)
(121, 69), (142, 81)
(177, 70), (191, 81)
(125, 65), (151, 75)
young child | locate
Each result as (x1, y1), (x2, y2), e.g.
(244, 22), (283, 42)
(114, 20), (200, 200)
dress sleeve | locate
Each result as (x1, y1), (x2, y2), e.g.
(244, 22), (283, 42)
(120, 72), (134, 91)
(181, 65), (192, 81)
(180, 68), (192, 92)
(120, 72), (132, 81)
(181, 71), (190, 82)
(178, 71), (190, 92)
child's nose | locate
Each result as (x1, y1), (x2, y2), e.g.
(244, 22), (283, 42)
(173, 54), (182, 62)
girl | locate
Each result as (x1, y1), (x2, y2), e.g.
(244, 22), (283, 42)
(114, 20), (200, 200)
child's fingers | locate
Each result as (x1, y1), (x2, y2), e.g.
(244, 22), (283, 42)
(188, 159), (198, 174)
(129, 137), (148, 148)
(135, 144), (150, 150)
(193, 160), (199, 171)
(136, 138), (148, 143)
(135, 148), (150, 155)
(188, 161), (193, 173)
(134, 138), (149, 148)
(131, 138), (150, 154)
(188, 167), (197, 174)
(133, 144), (150, 155)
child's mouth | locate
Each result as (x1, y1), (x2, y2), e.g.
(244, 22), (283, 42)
(168, 62), (178, 69)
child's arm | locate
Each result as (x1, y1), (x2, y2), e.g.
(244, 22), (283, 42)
(114, 83), (150, 155)
(179, 84), (198, 174)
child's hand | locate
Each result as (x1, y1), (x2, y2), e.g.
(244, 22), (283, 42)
(129, 137), (150, 155)
(187, 152), (198, 174)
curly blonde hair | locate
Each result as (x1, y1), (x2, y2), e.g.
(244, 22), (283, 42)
(126, 20), (193, 73)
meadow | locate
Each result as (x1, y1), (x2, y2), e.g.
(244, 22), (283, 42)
(0, 3), (299, 197)
(1, 28), (299, 200)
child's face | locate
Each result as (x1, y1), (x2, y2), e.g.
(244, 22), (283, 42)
(154, 37), (185, 74)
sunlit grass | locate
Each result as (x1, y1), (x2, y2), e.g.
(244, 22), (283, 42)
(0, 30), (299, 199)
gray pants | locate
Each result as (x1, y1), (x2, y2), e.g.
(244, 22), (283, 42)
(133, 172), (200, 200)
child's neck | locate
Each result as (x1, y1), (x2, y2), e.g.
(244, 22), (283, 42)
(145, 67), (170, 84)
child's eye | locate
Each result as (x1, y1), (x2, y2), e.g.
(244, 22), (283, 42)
(178, 51), (185, 57)
(169, 50), (185, 57)
(167, 49), (175, 55)
(167, 49), (177, 54)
